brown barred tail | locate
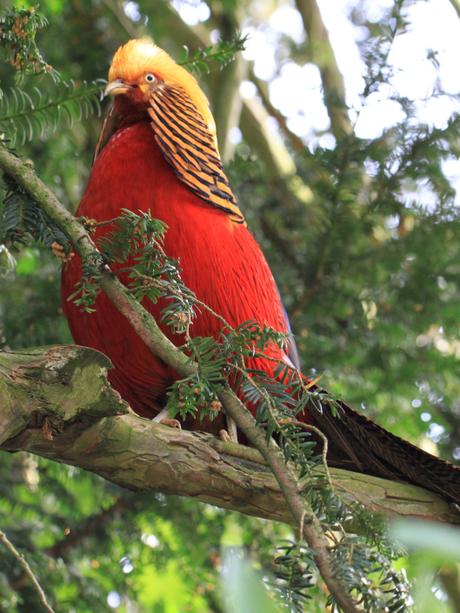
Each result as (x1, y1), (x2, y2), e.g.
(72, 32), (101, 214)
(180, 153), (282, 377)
(309, 397), (460, 506)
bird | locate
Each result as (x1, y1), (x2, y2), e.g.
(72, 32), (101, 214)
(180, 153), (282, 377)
(61, 38), (460, 505)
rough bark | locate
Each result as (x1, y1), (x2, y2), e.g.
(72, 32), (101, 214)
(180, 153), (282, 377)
(1, 346), (458, 526)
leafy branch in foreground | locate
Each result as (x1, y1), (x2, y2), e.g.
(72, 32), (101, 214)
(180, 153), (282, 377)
(179, 34), (249, 75)
(0, 6), (104, 147)
(64, 208), (411, 611)
(0, 80), (105, 146)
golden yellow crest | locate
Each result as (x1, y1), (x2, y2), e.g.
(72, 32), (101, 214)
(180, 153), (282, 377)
(108, 38), (216, 138)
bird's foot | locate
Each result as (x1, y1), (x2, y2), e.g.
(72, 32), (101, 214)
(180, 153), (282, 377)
(159, 418), (182, 429)
(153, 408), (181, 429)
(219, 417), (238, 443)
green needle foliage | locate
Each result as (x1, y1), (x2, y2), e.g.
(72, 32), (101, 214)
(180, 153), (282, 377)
(179, 34), (249, 75)
(1, 174), (69, 250)
(0, 7), (104, 147)
(0, 79), (104, 145)
(0, 6), (55, 78)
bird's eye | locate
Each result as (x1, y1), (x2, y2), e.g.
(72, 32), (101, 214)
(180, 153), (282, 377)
(145, 73), (155, 83)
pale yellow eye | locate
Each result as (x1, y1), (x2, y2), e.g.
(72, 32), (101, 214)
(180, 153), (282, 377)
(145, 73), (155, 83)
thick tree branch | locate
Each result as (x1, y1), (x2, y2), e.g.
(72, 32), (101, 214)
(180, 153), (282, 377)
(212, 52), (247, 163)
(240, 97), (314, 208)
(0, 346), (457, 527)
(208, 7), (248, 163)
(448, 0), (460, 20)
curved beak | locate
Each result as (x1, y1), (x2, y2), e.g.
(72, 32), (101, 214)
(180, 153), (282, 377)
(104, 79), (132, 97)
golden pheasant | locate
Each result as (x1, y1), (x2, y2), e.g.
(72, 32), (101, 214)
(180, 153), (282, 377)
(61, 39), (460, 504)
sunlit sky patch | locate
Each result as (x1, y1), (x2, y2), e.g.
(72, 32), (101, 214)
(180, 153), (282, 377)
(171, 0), (210, 25)
(123, 1), (141, 22)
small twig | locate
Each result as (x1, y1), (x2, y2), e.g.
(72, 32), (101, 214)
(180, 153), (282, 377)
(132, 274), (234, 332)
(294, 420), (332, 489)
(251, 69), (306, 154)
(77, 216), (118, 230)
(0, 530), (55, 613)
(299, 510), (307, 541)
(230, 361), (333, 488)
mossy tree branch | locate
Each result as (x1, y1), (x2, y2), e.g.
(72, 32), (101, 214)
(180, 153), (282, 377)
(0, 346), (457, 528)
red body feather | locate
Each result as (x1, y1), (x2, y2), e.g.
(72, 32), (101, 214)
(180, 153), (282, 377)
(62, 121), (287, 418)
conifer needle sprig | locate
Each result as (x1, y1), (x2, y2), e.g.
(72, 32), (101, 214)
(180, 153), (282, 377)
(0, 80), (105, 146)
(179, 34), (249, 75)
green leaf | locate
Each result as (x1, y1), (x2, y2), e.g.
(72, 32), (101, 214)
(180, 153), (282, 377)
(221, 549), (281, 613)
(15, 247), (37, 274)
(391, 519), (460, 561)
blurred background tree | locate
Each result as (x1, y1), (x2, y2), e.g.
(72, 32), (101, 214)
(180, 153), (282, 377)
(1, 0), (460, 610)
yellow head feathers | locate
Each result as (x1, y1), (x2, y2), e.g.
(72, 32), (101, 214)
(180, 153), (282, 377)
(108, 38), (216, 136)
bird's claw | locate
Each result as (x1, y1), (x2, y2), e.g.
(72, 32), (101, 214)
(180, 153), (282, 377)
(158, 418), (182, 429)
(153, 408), (182, 429)
(219, 417), (239, 443)
(219, 429), (231, 442)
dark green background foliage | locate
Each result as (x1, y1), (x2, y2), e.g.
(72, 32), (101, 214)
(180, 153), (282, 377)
(0, 0), (459, 611)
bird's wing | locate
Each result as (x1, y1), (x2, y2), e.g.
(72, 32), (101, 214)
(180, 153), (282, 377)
(147, 85), (245, 224)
